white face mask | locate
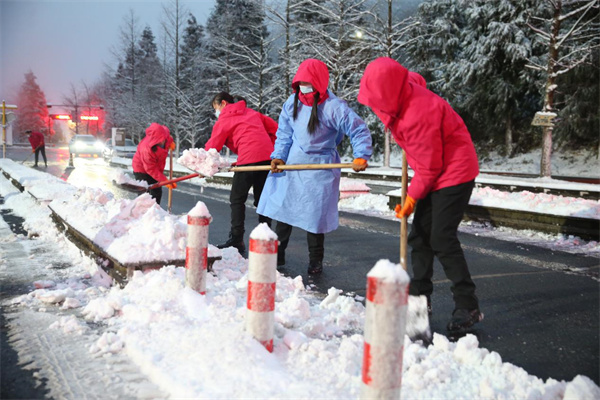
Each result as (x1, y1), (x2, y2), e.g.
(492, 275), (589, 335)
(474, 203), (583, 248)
(214, 109), (221, 118)
(299, 85), (314, 94)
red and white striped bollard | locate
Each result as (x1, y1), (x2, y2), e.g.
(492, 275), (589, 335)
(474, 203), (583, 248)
(246, 223), (278, 352)
(186, 202), (211, 295)
(361, 259), (410, 399)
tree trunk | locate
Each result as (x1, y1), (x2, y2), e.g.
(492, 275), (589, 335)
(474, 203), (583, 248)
(540, 126), (553, 177)
(540, 0), (562, 177)
(505, 108), (513, 156)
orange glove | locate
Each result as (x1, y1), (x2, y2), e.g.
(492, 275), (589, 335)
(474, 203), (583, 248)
(32, 149), (36, 153)
(352, 158), (368, 172)
(395, 195), (416, 219)
(166, 182), (177, 189)
(271, 158), (285, 173)
(169, 142), (176, 151)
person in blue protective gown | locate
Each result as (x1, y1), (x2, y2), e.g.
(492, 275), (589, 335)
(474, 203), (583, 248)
(257, 58), (373, 275)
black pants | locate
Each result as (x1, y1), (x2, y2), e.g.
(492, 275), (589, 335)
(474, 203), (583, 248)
(275, 221), (324, 263)
(230, 160), (272, 237)
(408, 180), (478, 310)
(34, 146), (47, 166)
(134, 172), (162, 205)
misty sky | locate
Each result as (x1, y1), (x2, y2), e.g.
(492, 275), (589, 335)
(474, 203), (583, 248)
(1, 0), (215, 107)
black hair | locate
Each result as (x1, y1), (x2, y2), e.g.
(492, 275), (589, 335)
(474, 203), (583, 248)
(211, 92), (235, 106)
(292, 87), (320, 134)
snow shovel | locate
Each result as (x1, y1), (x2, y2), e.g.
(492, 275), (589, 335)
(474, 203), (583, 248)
(121, 162), (357, 193)
(399, 149), (432, 343)
(21, 147), (38, 164)
(229, 162), (354, 172)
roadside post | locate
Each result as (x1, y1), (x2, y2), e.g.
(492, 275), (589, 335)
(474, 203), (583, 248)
(246, 223), (278, 352)
(186, 202), (211, 295)
(361, 260), (410, 400)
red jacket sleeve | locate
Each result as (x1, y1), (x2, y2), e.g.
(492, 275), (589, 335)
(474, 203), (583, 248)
(204, 121), (228, 152)
(405, 117), (444, 200)
(260, 114), (278, 145)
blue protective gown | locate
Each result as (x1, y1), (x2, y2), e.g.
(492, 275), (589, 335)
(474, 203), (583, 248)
(257, 91), (372, 233)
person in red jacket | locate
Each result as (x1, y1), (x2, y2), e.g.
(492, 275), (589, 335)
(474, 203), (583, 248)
(132, 123), (175, 205)
(358, 57), (482, 332)
(26, 130), (47, 167)
(205, 92), (278, 256)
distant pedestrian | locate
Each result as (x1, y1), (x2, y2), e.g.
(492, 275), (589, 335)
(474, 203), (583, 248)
(26, 130), (47, 167)
(132, 123), (175, 205)
(205, 92), (278, 256)
(257, 58), (372, 275)
(358, 57), (482, 332)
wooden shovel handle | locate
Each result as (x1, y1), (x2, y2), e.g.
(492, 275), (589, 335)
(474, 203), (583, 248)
(230, 163), (354, 172)
(400, 151), (408, 270)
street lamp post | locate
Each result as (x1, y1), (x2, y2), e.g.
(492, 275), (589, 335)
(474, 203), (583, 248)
(1, 100), (18, 159)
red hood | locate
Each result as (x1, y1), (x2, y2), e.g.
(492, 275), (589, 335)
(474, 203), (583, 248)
(144, 123), (171, 148)
(408, 71), (427, 88)
(292, 59), (329, 97)
(220, 100), (247, 118)
(358, 57), (411, 125)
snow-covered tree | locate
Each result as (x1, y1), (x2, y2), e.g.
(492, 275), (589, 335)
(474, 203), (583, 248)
(178, 12), (212, 148)
(14, 71), (50, 141)
(526, 0), (599, 176)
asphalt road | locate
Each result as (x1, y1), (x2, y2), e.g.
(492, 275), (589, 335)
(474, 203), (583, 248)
(3, 145), (599, 388)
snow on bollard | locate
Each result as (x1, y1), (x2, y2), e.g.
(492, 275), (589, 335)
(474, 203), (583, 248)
(246, 223), (278, 352)
(361, 259), (410, 400)
(186, 202), (212, 295)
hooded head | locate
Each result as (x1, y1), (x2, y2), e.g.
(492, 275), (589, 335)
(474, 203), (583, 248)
(145, 123), (171, 148)
(408, 71), (427, 88)
(291, 59), (330, 133)
(292, 59), (330, 99)
(358, 57), (410, 128)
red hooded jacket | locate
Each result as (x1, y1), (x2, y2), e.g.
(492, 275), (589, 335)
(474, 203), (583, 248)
(132, 123), (174, 182)
(291, 59), (330, 106)
(358, 57), (479, 200)
(28, 131), (44, 150)
(205, 100), (277, 165)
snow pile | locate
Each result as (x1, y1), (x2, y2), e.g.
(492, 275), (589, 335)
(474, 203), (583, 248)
(28, 252), (597, 399)
(177, 148), (231, 177)
(113, 171), (148, 188)
(0, 158), (78, 201)
(340, 177), (371, 199)
(470, 187), (600, 219)
(386, 186), (600, 219)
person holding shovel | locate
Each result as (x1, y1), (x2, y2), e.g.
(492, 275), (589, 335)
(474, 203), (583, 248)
(132, 123), (175, 205)
(26, 130), (47, 168)
(205, 92), (278, 256)
(357, 57), (482, 332)
(257, 58), (372, 275)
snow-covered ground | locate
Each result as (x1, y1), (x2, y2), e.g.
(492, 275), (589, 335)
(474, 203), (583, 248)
(1, 152), (599, 399)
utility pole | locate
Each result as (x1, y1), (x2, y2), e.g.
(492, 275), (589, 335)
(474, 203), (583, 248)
(1, 101), (18, 159)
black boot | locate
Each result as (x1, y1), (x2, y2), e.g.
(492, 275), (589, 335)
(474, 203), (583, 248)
(308, 260), (323, 275)
(277, 252), (285, 267)
(447, 308), (483, 332)
(217, 233), (246, 256)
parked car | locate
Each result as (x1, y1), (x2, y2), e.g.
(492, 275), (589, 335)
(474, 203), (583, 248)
(103, 138), (138, 161)
(68, 135), (104, 158)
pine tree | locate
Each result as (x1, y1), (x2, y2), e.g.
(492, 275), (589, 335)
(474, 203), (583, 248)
(14, 71), (50, 141)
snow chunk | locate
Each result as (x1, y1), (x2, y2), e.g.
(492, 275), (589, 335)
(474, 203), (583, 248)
(367, 259), (410, 285)
(188, 201), (211, 219)
(177, 148), (231, 177)
(113, 171), (148, 188)
(250, 222), (277, 241)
